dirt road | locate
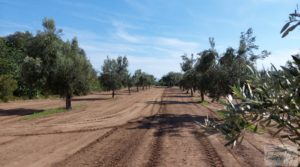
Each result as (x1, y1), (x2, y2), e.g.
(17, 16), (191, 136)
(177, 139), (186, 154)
(0, 87), (291, 167)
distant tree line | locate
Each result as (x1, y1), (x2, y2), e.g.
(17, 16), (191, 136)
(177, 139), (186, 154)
(0, 18), (156, 109)
(159, 72), (182, 87)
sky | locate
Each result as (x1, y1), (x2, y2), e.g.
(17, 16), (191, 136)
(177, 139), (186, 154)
(1, 0), (300, 78)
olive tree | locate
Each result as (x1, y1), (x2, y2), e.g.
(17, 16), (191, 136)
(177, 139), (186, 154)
(21, 18), (96, 109)
(133, 69), (142, 92)
(100, 56), (128, 98)
(50, 38), (93, 109)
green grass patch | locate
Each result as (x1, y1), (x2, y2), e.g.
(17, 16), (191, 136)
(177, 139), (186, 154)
(214, 109), (227, 119)
(24, 107), (67, 120)
(245, 123), (265, 133)
(218, 98), (227, 106)
(23, 104), (86, 120)
(199, 100), (209, 106)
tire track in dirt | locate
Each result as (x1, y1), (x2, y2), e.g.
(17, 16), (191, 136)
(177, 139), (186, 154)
(0, 88), (165, 167)
(53, 90), (164, 167)
(52, 126), (119, 167)
(91, 92), (165, 167)
(1, 91), (161, 137)
(145, 91), (166, 167)
(193, 130), (224, 167)
(2, 126), (109, 137)
(0, 137), (20, 146)
(94, 127), (149, 167)
(191, 103), (227, 167)
(2, 99), (157, 138)
(157, 90), (224, 167)
(179, 96), (225, 167)
(146, 88), (222, 167)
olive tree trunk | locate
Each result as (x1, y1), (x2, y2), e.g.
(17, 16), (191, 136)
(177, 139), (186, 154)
(112, 89), (115, 98)
(128, 87), (131, 94)
(66, 95), (72, 110)
(200, 91), (205, 102)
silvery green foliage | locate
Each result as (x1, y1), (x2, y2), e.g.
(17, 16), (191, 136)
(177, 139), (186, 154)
(220, 57), (300, 149)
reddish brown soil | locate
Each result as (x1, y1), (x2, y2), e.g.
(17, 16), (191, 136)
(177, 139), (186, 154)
(0, 87), (296, 167)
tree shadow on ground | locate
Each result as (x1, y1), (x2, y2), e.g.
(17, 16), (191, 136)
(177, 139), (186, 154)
(146, 100), (198, 105)
(0, 108), (43, 116)
(72, 97), (111, 101)
(92, 90), (139, 96)
(163, 95), (191, 98)
(128, 114), (218, 137)
(164, 92), (188, 95)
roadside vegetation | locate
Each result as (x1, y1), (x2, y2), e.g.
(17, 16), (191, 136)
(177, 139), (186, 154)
(23, 107), (67, 120)
(23, 104), (86, 120)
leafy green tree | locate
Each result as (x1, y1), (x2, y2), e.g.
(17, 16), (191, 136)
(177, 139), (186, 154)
(19, 18), (97, 109)
(132, 69), (156, 91)
(133, 69), (142, 91)
(195, 38), (218, 101)
(160, 72), (182, 87)
(125, 73), (134, 94)
(0, 75), (17, 102)
(50, 38), (94, 109)
(100, 56), (128, 98)
(192, 31), (269, 101)
(145, 74), (156, 88)
(24, 18), (63, 94)
(4, 31), (37, 97)
(21, 56), (42, 98)
(180, 54), (197, 96)
(181, 69), (197, 96)
(0, 38), (21, 101)
(117, 56), (129, 83)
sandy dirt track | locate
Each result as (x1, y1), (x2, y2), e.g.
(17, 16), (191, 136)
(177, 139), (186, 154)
(0, 87), (294, 167)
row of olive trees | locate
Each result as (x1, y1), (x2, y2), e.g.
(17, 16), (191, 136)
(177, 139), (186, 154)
(178, 29), (269, 101)
(159, 72), (182, 87)
(99, 56), (156, 98)
(0, 18), (156, 109)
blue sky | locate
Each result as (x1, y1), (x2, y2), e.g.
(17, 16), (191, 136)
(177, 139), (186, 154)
(1, 0), (300, 78)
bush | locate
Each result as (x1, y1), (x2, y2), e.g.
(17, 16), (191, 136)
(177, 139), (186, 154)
(0, 75), (17, 102)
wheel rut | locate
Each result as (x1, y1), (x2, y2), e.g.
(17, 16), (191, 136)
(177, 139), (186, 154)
(194, 130), (224, 167)
(53, 90), (164, 167)
(145, 92), (166, 167)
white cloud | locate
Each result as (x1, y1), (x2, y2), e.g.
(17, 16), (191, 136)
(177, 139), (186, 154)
(112, 20), (140, 30)
(0, 20), (31, 30)
(116, 29), (142, 43)
(112, 20), (143, 43)
(59, 21), (201, 78)
(61, 27), (100, 41)
(154, 37), (199, 52)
